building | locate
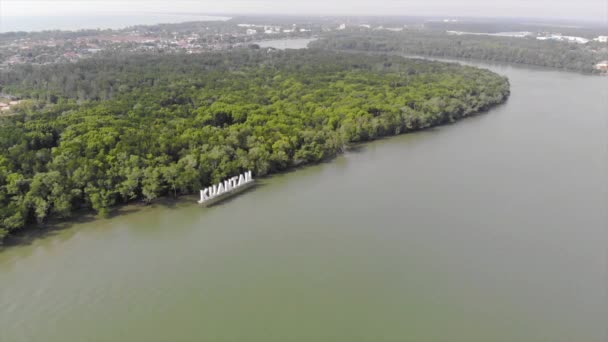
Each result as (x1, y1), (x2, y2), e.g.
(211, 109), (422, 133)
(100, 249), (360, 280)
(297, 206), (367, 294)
(264, 26), (279, 34)
(537, 34), (589, 44)
(594, 36), (608, 43)
(595, 60), (608, 72)
(246, 29), (257, 35)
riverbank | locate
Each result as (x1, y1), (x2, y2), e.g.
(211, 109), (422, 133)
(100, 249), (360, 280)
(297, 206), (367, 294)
(311, 31), (608, 75)
(2, 94), (511, 249)
(255, 36), (607, 75)
(0, 49), (509, 244)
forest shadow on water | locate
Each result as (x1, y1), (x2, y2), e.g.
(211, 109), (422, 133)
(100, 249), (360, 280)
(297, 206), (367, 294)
(1, 212), (99, 249)
(0, 183), (270, 251)
(0, 198), (184, 250)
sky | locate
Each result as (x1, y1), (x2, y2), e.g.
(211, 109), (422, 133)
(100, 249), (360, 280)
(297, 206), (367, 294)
(0, 0), (607, 22)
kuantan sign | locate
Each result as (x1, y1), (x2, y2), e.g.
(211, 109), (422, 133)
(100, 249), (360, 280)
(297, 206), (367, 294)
(198, 171), (254, 206)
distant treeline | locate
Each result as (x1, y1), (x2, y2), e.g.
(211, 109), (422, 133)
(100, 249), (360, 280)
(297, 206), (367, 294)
(0, 49), (509, 242)
(311, 31), (608, 73)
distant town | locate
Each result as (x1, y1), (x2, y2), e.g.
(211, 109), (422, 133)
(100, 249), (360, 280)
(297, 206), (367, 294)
(0, 19), (325, 69)
(2, 17), (607, 71)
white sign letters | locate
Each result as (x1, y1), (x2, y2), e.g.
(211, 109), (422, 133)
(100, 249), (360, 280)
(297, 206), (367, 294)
(198, 170), (254, 204)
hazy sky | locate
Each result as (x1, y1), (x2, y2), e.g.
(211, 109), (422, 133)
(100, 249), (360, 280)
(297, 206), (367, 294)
(1, 0), (607, 22)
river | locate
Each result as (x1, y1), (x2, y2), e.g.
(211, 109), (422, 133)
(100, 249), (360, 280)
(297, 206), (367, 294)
(255, 38), (317, 49)
(0, 39), (606, 342)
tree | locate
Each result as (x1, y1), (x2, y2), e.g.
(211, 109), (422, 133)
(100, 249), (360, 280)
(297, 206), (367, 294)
(142, 167), (163, 204)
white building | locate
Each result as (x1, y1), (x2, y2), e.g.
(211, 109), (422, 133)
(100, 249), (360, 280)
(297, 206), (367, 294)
(595, 60), (608, 71)
(564, 36), (589, 44)
(537, 35), (589, 44)
(594, 36), (608, 43)
(264, 26), (279, 34)
(338, 24), (346, 30)
(246, 29), (257, 35)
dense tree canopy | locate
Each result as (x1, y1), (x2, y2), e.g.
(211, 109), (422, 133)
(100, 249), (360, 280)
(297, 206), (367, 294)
(0, 49), (509, 243)
(311, 31), (608, 73)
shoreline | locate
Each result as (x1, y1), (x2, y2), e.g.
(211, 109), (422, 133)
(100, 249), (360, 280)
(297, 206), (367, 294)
(0, 90), (509, 250)
(322, 48), (607, 76)
(251, 37), (605, 75)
